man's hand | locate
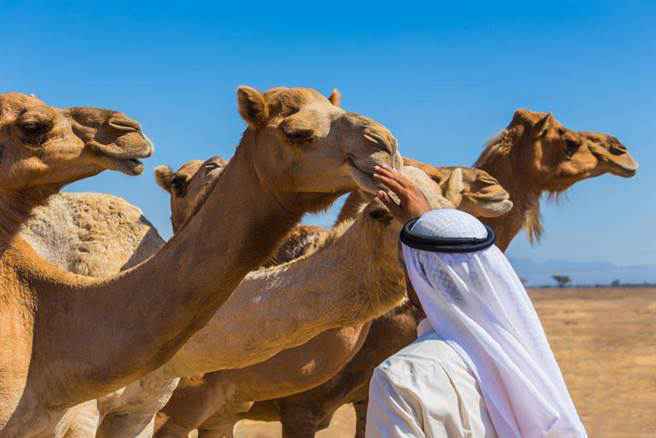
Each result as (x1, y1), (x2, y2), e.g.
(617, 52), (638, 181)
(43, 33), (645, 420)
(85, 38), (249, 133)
(374, 166), (432, 224)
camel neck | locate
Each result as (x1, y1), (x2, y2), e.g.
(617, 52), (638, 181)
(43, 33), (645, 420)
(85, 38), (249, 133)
(475, 132), (542, 251)
(167, 215), (407, 374)
(8, 133), (308, 407)
(0, 187), (58, 248)
(335, 191), (368, 226)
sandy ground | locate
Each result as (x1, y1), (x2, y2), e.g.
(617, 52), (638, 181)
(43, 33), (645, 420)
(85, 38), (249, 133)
(230, 288), (656, 437)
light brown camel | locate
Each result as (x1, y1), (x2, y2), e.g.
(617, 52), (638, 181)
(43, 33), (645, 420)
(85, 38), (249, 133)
(151, 162), (511, 438)
(20, 192), (166, 438)
(27, 157), (322, 438)
(86, 162), (450, 438)
(0, 87), (400, 437)
(161, 109), (639, 438)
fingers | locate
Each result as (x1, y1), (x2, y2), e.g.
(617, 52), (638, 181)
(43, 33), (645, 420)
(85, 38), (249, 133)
(374, 166), (412, 201)
(374, 173), (406, 199)
(377, 190), (403, 218)
(374, 166), (413, 189)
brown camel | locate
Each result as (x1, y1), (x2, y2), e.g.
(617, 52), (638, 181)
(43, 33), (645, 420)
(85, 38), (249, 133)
(90, 163), (435, 438)
(0, 87), (400, 437)
(20, 191), (166, 438)
(160, 109), (639, 438)
(151, 162), (511, 438)
(477, 109), (638, 250)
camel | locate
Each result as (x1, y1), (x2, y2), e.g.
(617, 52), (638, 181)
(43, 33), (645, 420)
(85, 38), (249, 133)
(19, 192), (166, 438)
(158, 109), (639, 438)
(36, 158), (321, 438)
(0, 87), (400, 436)
(476, 109), (638, 250)
(84, 160), (471, 437)
(150, 161), (511, 438)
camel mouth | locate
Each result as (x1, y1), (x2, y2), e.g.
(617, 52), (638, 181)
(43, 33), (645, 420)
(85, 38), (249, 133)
(90, 139), (153, 176)
(347, 157), (379, 194)
(609, 164), (637, 178)
(604, 151), (638, 178)
(348, 157), (373, 177)
(113, 157), (145, 176)
(589, 144), (639, 178)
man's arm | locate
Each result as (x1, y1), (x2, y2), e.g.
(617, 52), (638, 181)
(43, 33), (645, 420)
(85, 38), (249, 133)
(365, 368), (426, 438)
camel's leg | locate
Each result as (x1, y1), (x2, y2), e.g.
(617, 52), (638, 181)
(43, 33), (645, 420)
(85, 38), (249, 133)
(279, 405), (322, 438)
(96, 369), (180, 438)
(0, 397), (66, 438)
(58, 400), (100, 438)
(352, 399), (368, 438)
(197, 423), (235, 438)
(156, 374), (250, 438)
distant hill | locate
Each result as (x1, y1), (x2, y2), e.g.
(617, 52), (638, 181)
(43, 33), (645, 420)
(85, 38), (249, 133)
(509, 257), (656, 286)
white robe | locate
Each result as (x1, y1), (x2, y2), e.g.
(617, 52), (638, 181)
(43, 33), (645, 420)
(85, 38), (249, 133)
(393, 209), (585, 437)
(366, 320), (497, 438)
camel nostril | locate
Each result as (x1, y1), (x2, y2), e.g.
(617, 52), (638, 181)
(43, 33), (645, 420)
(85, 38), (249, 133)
(364, 132), (395, 155)
(109, 116), (141, 133)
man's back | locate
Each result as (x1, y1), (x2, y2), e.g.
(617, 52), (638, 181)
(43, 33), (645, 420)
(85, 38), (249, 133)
(366, 323), (498, 438)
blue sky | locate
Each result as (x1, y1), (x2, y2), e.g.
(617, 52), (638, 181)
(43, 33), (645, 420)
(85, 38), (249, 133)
(2, 1), (654, 266)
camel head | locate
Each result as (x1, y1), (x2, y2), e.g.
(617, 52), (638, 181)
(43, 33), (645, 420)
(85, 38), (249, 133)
(155, 156), (227, 232)
(236, 86), (402, 207)
(0, 92), (153, 192)
(364, 165), (513, 245)
(403, 157), (513, 218)
(489, 109), (638, 193)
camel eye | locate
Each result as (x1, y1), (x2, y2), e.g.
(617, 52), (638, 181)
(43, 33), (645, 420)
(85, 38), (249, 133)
(20, 121), (51, 138)
(609, 144), (626, 156)
(564, 139), (579, 158)
(204, 162), (221, 171)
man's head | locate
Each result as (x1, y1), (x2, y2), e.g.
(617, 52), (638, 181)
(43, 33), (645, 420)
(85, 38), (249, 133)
(399, 209), (492, 312)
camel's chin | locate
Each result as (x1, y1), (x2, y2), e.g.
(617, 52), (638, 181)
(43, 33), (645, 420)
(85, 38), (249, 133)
(116, 159), (145, 176)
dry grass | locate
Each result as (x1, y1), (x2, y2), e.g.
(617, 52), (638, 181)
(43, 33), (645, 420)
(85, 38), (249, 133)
(235, 288), (656, 438)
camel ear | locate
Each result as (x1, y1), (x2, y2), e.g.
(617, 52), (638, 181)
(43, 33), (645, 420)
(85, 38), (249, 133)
(154, 165), (175, 193)
(328, 89), (342, 107)
(510, 109), (536, 127)
(534, 113), (553, 137)
(444, 168), (465, 207)
(237, 86), (269, 128)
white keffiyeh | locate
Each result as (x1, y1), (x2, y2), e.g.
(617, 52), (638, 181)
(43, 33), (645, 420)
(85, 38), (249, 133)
(401, 209), (587, 438)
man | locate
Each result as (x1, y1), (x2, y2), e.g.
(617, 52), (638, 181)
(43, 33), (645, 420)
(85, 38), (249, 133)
(367, 166), (586, 438)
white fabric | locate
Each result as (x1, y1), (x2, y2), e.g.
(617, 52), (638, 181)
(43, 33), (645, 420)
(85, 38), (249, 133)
(401, 209), (587, 438)
(366, 328), (497, 438)
(412, 209), (487, 240)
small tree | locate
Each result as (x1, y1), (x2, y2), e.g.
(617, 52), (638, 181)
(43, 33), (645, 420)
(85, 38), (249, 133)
(552, 275), (571, 288)
(611, 279), (621, 287)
